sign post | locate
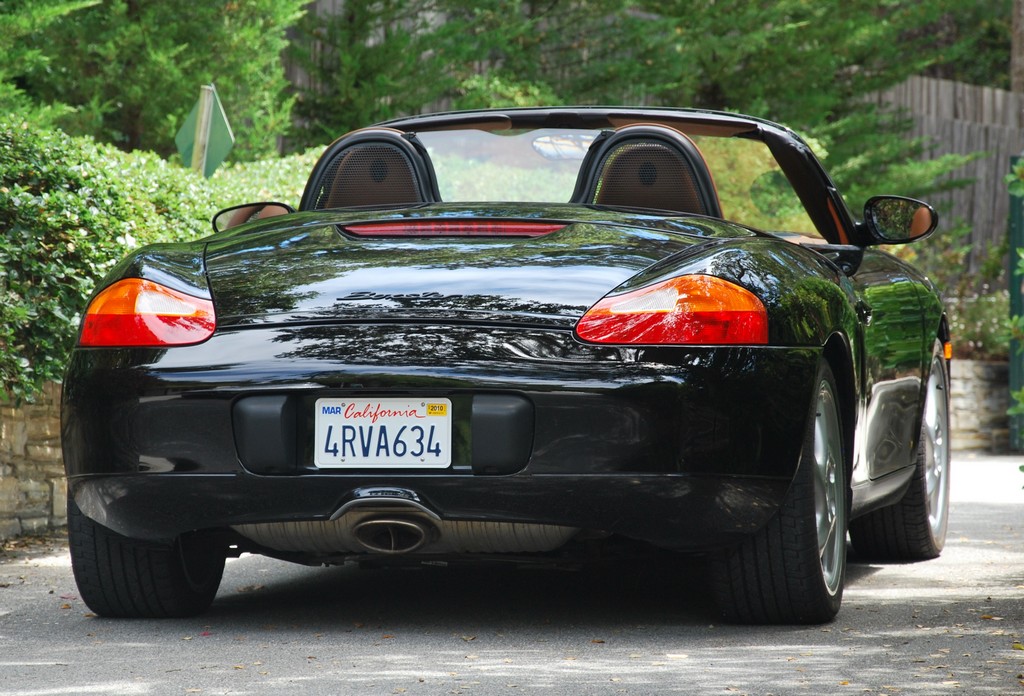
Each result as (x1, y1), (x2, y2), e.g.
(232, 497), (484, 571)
(190, 86), (215, 175)
(175, 84), (234, 178)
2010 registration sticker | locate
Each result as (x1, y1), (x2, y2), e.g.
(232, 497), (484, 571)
(313, 398), (452, 468)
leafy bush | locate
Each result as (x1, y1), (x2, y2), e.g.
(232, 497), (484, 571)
(948, 290), (1011, 361)
(209, 148), (318, 208)
(0, 118), (316, 402)
(0, 119), (212, 401)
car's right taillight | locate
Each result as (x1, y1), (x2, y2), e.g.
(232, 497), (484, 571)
(575, 274), (768, 345)
(79, 278), (216, 347)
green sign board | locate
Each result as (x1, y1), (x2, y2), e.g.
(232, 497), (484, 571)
(175, 85), (234, 178)
(1011, 157), (1023, 451)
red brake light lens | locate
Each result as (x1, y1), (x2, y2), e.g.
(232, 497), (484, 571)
(79, 278), (216, 347)
(575, 275), (768, 345)
(343, 221), (565, 237)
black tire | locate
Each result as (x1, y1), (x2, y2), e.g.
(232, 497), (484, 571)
(710, 361), (848, 624)
(849, 340), (950, 561)
(68, 498), (225, 618)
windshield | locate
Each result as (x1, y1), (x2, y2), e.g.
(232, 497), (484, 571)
(415, 127), (819, 237)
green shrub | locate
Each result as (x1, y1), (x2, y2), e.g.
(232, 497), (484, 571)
(209, 147), (318, 208)
(0, 119), (317, 402)
(948, 290), (1011, 361)
(0, 119), (216, 402)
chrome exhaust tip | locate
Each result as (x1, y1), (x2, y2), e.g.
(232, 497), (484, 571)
(352, 517), (434, 554)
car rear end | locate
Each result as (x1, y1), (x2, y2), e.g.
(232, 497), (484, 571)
(63, 208), (821, 561)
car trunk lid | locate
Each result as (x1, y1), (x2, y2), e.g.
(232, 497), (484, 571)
(204, 206), (753, 329)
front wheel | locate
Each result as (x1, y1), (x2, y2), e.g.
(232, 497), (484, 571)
(68, 498), (226, 618)
(710, 361), (848, 624)
(849, 339), (950, 560)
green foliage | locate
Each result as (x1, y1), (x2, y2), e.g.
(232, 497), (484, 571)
(1005, 160), (1024, 198)
(921, 0), (1011, 90)
(286, 0), (988, 215)
(287, 1), (454, 147)
(440, 0), (662, 106)
(1006, 193), (1024, 416)
(948, 290), (1011, 360)
(208, 148), (319, 209)
(1006, 216), (1024, 440)
(0, 118), (315, 402)
(650, 1), (955, 124)
(287, 0), (658, 149)
(453, 73), (562, 110)
(0, 0), (98, 125)
(0, 118), (216, 401)
(18, 0), (305, 160)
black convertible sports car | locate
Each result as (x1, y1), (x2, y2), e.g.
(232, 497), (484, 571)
(62, 107), (951, 624)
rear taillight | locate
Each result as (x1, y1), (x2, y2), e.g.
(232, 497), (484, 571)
(79, 278), (216, 347)
(575, 275), (768, 345)
(342, 221), (565, 237)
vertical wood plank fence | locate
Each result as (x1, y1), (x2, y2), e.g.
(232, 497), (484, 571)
(874, 76), (1024, 280)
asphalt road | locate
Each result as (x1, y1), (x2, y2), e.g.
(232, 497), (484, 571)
(1, 453), (1022, 695)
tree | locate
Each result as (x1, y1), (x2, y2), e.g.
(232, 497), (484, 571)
(19, 0), (306, 161)
(286, 0), (661, 149)
(0, 0), (98, 125)
(635, 0), (985, 207)
(286, 0), (989, 207)
(287, 0), (456, 147)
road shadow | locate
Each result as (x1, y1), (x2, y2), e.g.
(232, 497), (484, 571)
(208, 550), (723, 630)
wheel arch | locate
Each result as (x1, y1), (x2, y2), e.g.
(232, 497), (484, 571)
(823, 333), (856, 490)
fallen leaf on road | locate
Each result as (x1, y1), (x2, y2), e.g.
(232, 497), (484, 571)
(1012, 642), (1024, 651)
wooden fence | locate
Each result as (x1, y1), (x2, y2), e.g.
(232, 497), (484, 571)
(873, 76), (1024, 280)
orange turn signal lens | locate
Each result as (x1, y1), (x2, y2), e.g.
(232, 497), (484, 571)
(575, 275), (768, 345)
(79, 278), (216, 347)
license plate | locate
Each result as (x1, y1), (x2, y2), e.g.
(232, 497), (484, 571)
(314, 398), (452, 468)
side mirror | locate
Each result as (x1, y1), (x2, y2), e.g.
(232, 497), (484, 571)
(862, 196), (937, 244)
(212, 202), (295, 233)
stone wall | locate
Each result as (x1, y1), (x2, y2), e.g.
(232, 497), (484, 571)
(950, 360), (1011, 453)
(0, 382), (66, 541)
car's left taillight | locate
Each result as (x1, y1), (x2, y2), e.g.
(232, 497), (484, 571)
(78, 278), (216, 347)
(575, 274), (768, 345)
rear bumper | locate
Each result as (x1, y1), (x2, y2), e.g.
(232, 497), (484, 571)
(69, 471), (791, 551)
(62, 323), (820, 549)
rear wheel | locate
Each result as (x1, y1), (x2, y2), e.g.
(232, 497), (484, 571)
(68, 498), (225, 618)
(849, 340), (950, 560)
(710, 361), (847, 624)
